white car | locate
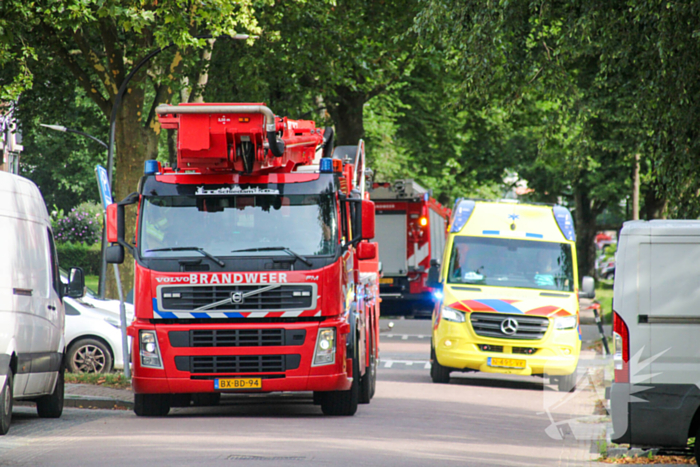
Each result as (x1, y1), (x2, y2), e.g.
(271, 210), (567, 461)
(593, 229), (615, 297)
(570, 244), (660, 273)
(60, 271), (133, 373)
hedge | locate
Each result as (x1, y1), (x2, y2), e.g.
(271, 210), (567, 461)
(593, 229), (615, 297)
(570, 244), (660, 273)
(56, 242), (102, 276)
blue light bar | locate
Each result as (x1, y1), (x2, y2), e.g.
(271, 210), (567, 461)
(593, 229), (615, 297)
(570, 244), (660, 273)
(450, 199), (476, 233)
(144, 159), (159, 175)
(319, 157), (333, 173)
(553, 205), (576, 241)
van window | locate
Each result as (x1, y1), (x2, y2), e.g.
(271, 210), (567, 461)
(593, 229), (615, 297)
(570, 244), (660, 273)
(47, 229), (61, 296)
(447, 236), (574, 292)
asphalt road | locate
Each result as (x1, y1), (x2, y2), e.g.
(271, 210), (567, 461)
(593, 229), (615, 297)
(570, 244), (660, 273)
(0, 319), (607, 467)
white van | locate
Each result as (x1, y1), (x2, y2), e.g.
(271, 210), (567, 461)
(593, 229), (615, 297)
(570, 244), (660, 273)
(0, 171), (84, 435)
(610, 220), (700, 461)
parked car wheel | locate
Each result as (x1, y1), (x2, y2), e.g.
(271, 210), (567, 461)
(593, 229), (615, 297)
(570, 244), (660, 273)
(0, 372), (13, 435)
(67, 338), (113, 374)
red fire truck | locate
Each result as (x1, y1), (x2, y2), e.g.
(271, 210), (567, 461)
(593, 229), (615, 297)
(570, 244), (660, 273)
(105, 103), (379, 416)
(370, 180), (450, 317)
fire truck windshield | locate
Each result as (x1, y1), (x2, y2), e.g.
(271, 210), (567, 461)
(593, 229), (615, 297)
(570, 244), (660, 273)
(139, 193), (337, 259)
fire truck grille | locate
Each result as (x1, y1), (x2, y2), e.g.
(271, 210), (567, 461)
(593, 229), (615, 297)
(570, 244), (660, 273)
(159, 284), (315, 312)
(470, 313), (549, 340)
(168, 329), (306, 347)
(174, 355), (301, 373)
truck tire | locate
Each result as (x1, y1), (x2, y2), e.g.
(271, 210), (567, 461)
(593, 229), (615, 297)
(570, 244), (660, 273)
(0, 372), (13, 435)
(557, 371), (577, 392)
(134, 394), (171, 416)
(321, 345), (359, 416)
(191, 393), (220, 407)
(36, 368), (64, 419)
(430, 346), (451, 384)
(359, 335), (377, 404)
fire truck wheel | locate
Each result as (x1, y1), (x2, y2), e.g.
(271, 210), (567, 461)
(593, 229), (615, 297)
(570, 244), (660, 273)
(430, 346), (451, 384)
(557, 371), (577, 393)
(359, 335), (376, 404)
(134, 394), (171, 416)
(0, 372), (13, 435)
(191, 393), (220, 407)
(320, 344), (360, 416)
(36, 367), (64, 419)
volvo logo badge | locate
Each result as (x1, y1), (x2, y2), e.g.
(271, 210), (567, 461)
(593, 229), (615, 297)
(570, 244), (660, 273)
(231, 292), (244, 304)
(501, 318), (519, 335)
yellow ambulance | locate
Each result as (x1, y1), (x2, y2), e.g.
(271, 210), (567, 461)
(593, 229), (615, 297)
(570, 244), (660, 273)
(428, 199), (593, 391)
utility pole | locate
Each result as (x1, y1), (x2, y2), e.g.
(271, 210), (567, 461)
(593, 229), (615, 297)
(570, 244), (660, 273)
(632, 154), (640, 220)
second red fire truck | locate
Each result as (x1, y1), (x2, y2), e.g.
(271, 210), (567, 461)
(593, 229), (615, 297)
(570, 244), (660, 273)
(106, 103), (379, 416)
(370, 180), (450, 317)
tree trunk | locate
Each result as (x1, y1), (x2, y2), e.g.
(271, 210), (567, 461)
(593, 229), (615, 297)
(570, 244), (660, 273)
(327, 87), (367, 145)
(573, 186), (603, 280)
(644, 182), (667, 219)
(105, 87), (160, 298)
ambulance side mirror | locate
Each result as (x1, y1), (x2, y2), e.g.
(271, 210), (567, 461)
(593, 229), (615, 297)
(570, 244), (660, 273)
(579, 276), (595, 299)
(361, 200), (375, 240)
(106, 245), (125, 264)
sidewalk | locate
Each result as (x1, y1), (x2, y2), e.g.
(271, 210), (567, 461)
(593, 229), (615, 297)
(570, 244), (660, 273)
(64, 383), (133, 410)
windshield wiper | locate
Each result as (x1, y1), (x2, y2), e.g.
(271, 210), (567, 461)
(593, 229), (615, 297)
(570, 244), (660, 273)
(230, 246), (313, 267)
(146, 247), (225, 267)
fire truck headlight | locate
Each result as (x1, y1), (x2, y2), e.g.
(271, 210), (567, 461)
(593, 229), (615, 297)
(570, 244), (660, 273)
(313, 328), (336, 366)
(139, 330), (163, 369)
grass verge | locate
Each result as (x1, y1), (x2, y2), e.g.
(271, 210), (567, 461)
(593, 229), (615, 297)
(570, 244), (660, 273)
(85, 274), (99, 293)
(65, 371), (132, 390)
(596, 279), (614, 324)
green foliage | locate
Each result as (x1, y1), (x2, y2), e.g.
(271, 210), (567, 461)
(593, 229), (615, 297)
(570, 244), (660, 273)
(52, 202), (102, 245)
(56, 242), (102, 276)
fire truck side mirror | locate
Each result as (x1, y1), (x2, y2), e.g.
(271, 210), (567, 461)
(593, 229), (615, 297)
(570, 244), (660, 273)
(361, 200), (375, 240)
(427, 260), (441, 288)
(357, 242), (377, 261)
(105, 245), (125, 264)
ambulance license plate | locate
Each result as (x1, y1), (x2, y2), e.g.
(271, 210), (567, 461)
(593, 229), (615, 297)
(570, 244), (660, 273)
(214, 377), (262, 390)
(379, 278), (394, 284)
(488, 357), (526, 369)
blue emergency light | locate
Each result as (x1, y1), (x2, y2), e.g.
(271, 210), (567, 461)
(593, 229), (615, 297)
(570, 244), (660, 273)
(319, 157), (333, 173)
(144, 159), (159, 175)
(553, 205), (576, 241)
(450, 199), (476, 233)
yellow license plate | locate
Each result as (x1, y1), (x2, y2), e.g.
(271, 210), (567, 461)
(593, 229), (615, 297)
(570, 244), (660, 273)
(379, 278), (394, 284)
(214, 377), (262, 390)
(488, 357), (526, 369)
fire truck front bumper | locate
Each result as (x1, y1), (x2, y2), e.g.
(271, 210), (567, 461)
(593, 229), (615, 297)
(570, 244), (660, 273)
(129, 319), (353, 395)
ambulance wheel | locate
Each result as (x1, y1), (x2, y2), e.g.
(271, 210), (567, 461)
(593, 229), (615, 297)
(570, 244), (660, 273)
(430, 346), (451, 384)
(134, 394), (171, 416)
(557, 371), (577, 393)
(321, 344), (359, 416)
(191, 393), (220, 407)
(359, 335), (377, 404)
(36, 367), (64, 419)
(0, 372), (13, 435)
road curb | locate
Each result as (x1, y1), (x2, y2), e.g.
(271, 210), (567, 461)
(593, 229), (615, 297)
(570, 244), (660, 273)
(64, 394), (133, 410)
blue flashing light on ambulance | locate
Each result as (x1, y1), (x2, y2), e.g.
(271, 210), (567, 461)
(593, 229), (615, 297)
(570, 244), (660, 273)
(427, 199), (595, 392)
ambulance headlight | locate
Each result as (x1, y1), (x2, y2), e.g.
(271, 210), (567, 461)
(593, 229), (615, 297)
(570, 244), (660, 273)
(313, 328), (336, 366)
(441, 305), (466, 323)
(555, 315), (577, 330)
(139, 330), (163, 369)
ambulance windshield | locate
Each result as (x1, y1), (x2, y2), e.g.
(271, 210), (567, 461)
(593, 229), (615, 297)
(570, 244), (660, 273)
(139, 193), (337, 259)
(447, 236), (574, 292)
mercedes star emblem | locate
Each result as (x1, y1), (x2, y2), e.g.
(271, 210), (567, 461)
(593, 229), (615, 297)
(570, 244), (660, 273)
(500, 317), (519, 335)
